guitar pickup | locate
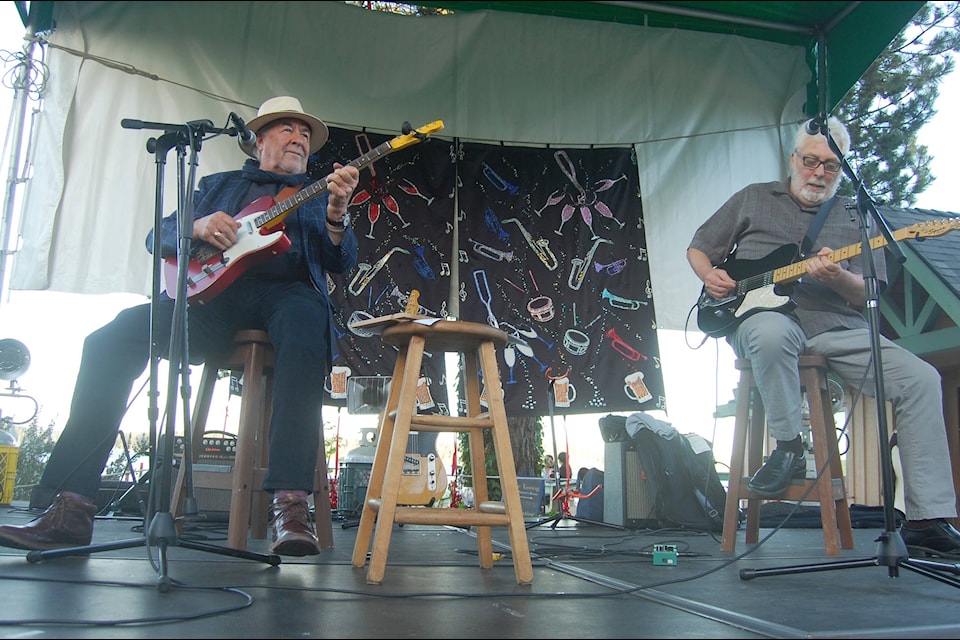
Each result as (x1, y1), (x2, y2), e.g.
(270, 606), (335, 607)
(185, 260), (227, 288)
(201, 260), (226, 276)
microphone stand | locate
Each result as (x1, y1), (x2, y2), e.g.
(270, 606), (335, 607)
(739, 114), (960, 587)
(26, 118), (279, 589)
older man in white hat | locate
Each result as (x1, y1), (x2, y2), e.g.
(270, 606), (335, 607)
(0, 97), (359, 557)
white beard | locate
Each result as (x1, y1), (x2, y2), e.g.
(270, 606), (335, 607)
(792, 174), (841, 207)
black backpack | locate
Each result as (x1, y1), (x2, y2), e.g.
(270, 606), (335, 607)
(602, 413), (729, 532)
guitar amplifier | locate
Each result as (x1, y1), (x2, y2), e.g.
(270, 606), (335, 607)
(603, 440), (658, 528)
(169, 432), (237, 522)
(174, 431), (238, 464)
(599, 415), (658, 529)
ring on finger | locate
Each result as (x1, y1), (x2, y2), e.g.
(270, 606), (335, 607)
(213, 231), (222, 237)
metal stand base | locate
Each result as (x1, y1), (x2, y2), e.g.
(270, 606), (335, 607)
(740, 530), (960, 588)
(25, 512), (280, 591)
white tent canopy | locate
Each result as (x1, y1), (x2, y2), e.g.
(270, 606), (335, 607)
(12, 1), (811, 331)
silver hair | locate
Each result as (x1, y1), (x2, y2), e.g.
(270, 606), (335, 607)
(795, 116), (851, 156)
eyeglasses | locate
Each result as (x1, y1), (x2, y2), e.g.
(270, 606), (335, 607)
(796, 151), (841, 173)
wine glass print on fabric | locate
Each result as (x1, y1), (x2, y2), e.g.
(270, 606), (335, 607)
(455, 144), (664, 417)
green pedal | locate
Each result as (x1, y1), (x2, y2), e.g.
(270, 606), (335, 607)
(653, 544), (678, 566)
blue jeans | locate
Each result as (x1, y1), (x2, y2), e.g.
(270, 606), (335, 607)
(40, 277), (332, 500)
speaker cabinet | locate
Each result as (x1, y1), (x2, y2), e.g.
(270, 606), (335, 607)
(603, 440), (658, 529)
(95, 479), (146, 516)
(183, 484), (233, 522)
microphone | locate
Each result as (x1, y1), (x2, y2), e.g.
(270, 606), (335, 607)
(230, 112), (257, 154)
(805, 114), (827, 136)
(121, 118), (215, 133)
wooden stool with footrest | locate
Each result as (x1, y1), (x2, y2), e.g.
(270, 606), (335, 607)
(721, 355), (854, 556)
(348, 313), (533, 585)
(172, 329), (334, 550)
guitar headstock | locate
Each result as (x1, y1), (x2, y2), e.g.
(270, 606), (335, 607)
(904, 217), (960, 239)
(389, 121), (445, 151)
(405, 289), (421, 315)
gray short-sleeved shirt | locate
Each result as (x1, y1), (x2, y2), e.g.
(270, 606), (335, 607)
(689, 179), (885, 338)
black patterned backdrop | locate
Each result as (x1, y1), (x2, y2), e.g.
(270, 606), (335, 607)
(456, 143), (663, 416)
(309, 126), (664, 418)
(309, 124), (455, 414)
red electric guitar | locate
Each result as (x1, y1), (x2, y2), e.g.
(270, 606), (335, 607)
(163, 120), (444, 304)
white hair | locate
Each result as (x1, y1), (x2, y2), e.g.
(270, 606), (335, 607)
(795, 116), (851, 156)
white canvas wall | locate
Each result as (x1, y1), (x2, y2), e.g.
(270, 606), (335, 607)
(12, 0), (810, 330)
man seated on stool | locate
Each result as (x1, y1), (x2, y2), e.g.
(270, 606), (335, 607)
(0, 96), (359, 556)
(687, 115), (960, 558)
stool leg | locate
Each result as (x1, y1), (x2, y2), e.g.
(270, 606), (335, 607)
(478, 340), (533, 585)
(744, 384), (766, 545)
(226, 341), (267, 550)
(463, 348), (494, 568)
(803, 366), (854, 554)
(721, 369), (753, 553)
(251, 371), (272, 541)
(365, 335), (425, 584)
(804, 366), (839, 555)
(351, 345), (408, 570)
(313, 442), (335, 549)
(824, 386), (854, 550)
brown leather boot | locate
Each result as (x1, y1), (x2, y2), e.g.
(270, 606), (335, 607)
(268, 495), (320, 557)
(0, 491), (97, 551)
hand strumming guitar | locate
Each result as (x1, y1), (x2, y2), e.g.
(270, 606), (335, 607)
(195, 211), (241, 249)
(687, 247), (735, 301)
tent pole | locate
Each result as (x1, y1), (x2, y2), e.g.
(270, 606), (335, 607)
(0, 26), (38, 314)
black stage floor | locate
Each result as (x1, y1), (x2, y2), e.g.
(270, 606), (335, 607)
(1, 501), (960, 639)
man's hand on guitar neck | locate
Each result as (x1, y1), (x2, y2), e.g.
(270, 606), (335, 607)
(324, 162), (360, 226)
(805, 246), (867, 309)
(195, 211), (241, 249)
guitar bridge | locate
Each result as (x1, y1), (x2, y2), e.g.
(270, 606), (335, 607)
(402, 455), (422, 475)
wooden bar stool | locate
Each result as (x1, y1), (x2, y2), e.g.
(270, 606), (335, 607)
(172, 330), (334, 550)
(350, 318), (533, 585)
(721, 355), (854, 556)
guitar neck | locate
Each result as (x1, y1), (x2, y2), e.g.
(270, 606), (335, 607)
(698, 217), (957, 339)
(770, 229), (904, 287)
(254, 139), (398, 231)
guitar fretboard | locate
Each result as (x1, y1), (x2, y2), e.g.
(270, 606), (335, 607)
(255, 139), (398, 230)
(732, 219), (960, 297)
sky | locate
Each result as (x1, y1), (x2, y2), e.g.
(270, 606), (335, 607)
(0, 4), (956, 473)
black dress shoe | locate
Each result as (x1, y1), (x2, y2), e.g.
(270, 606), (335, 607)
(747, 449), (806, 498)
(900, 519), (960, 558)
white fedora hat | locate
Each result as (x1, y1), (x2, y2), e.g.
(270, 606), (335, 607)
(243, 96), (329, 158)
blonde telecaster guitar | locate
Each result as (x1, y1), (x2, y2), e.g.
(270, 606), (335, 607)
(395, 290), (449, 506)
(398, 447), (448, 506)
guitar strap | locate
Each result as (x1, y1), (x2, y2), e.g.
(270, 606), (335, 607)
(799, 196), (836, 258)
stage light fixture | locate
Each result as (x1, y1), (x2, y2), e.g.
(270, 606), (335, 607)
(0, 338), (30, 382)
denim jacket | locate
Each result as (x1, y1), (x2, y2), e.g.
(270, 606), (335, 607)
(145, 168), (359, 369)
(146, 168), (359, 295)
